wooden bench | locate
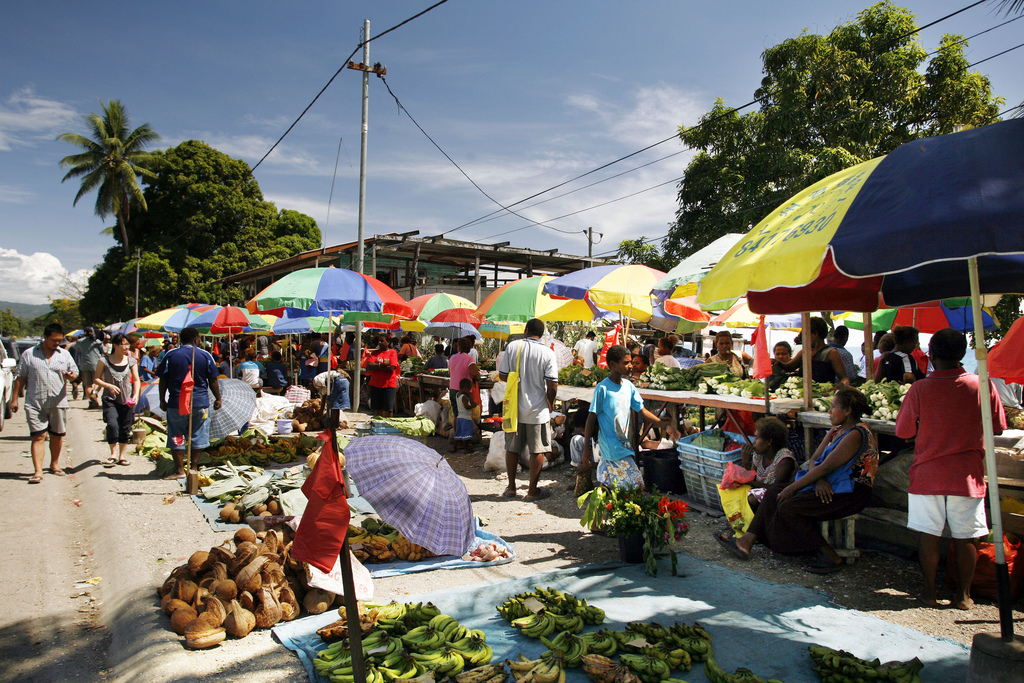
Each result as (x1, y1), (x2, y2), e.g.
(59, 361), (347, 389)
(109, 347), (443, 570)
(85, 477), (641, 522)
(821, 515), (859, 564)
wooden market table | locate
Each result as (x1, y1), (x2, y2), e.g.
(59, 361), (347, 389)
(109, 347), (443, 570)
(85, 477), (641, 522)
(555, 385), (804, 437)
(399, 373), (495, 416)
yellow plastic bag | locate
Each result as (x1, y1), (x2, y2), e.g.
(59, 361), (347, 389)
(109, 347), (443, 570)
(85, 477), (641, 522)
(718, 484), (754, 537)
(502, 344), (523, 433)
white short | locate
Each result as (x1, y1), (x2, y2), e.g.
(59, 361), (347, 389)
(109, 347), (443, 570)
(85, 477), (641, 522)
(907, 494), (989, 539)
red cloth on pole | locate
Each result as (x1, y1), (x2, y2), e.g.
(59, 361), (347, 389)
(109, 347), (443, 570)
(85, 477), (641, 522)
(178, 368), (194, 415)
(292, 431), (351, 573)
(597, 323), (621, 369)
(990, 316), (1024, 384)
(750, 316), (772, 379)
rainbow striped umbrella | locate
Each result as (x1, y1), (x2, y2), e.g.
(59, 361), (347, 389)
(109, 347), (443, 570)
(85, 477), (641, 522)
(246, 268), (411, 319)
(136, 303), (216, 332)
(473, 276), (610, 323)
(543, 264), (666, 322)
(403, 292), (476, 332)
(189, 306), (272, 335)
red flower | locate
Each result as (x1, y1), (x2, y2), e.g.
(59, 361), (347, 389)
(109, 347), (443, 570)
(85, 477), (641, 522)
(606, 502), (613, 510)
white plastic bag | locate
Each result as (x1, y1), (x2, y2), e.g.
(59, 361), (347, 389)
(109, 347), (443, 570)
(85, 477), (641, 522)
(484, 434), (506, 472)
(304, 552), (373, 600)
(489, 381), (506, 404)
(414, 398), (442, 426)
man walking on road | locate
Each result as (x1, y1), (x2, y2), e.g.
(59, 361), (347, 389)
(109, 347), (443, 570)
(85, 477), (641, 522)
(73, 327), (106, 409)
(157, 327), (221, 479)
(498, 317), (558, 500)
(8, 323), (79, 483)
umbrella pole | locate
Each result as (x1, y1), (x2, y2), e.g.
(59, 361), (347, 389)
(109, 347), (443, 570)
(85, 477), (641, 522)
(969, 257), (1014, 641)
(862, 313), (873, 380)
(801, 312), (813, 457)
(186, 343), (196, 471)
(229, 333), (234, 379)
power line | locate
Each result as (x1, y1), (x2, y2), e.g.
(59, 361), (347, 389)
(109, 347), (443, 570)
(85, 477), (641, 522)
(423, 1), (1007, 242)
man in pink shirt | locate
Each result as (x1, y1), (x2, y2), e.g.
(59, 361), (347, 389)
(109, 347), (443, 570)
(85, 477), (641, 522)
(895, 328), (1006, 610)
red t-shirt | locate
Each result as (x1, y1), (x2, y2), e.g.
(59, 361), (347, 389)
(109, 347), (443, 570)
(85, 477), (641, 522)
(895, 368), (1006, 497)
(362, 348), (399, 389)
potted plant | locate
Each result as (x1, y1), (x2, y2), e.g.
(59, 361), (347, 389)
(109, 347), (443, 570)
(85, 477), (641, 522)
(578, 485), (689, 576)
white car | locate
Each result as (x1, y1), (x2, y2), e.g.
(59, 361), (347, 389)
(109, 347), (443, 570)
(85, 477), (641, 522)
(0, 338), (16, 432)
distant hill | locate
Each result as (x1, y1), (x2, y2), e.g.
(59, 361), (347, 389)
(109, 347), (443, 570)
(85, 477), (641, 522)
(0, 301), (51, 321)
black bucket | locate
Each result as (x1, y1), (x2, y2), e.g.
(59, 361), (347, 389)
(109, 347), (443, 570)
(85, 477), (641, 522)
(641, 448), (686, 495)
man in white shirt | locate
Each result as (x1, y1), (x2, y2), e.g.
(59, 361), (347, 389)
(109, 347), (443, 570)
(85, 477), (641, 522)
(498, 318), (558, 500)
(572, 331), (599, 369)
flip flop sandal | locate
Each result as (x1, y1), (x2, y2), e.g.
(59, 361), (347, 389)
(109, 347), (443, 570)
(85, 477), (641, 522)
(28, 475), (43, 484)
(103, 458), (118, 468)
(47, 467), (66, 476)
(713, 530), (750, 560)
(501, 488), (518, 498)
(117, 459), (131, 466)
(524, 489), (551, 501)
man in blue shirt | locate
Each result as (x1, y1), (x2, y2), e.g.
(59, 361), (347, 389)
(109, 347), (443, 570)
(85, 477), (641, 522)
(157, 327), (221, 479)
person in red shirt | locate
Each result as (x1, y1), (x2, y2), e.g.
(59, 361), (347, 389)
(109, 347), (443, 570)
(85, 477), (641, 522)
(895, 328), (1007, 610)
(362, 334), (399, 417)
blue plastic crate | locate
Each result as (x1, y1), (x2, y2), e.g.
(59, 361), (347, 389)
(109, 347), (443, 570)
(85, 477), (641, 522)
(676, 430), (744, 479)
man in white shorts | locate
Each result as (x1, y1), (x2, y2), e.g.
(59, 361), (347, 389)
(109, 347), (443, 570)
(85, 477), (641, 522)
(895, 328), (1006, 610)
(498, 318), (558, 500)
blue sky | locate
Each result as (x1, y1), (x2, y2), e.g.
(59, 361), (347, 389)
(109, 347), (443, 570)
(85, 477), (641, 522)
(1, 0), (1021, 304)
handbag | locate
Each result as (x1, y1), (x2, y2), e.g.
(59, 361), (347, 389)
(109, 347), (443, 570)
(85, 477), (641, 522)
(502, 343), (524, 433)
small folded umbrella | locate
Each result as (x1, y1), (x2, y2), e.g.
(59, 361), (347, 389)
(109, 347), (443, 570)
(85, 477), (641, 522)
(343, 436), (475, 557)
(205, 379), (258, 441)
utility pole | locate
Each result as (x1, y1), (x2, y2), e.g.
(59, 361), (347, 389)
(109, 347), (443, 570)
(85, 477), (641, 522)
(345, 20), (386, 421)
(134, 248), (141, 318)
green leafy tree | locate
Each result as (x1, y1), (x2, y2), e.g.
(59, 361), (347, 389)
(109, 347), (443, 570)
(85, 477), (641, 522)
(615, 238), (669, 270)
(80, 140), (321, 321)
(0, 309), (24, 337)
(30, 298), (81, 332)
(58, 100), (160, 256)
(665, 1), (1003, 259)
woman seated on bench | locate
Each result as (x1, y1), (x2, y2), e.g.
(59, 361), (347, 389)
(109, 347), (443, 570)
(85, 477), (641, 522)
(715, 387), (877, 574)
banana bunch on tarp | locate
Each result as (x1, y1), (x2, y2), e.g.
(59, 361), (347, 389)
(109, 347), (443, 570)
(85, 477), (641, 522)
(809, 646), (924, 683)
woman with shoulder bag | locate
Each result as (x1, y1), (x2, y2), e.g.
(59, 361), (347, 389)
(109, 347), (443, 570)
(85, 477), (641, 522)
(93, 333), (141, 466)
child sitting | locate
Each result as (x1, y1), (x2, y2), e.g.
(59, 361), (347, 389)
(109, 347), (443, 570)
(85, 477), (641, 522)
(452, 378), (476, 452)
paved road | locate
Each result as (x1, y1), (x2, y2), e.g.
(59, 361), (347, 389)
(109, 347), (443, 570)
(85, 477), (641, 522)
(1, 399), (306, 682)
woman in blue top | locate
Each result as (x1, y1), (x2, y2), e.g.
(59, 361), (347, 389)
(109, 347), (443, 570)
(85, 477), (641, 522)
(579, 345), (670, 488)
(263, 351), (289, 394)
(715, 387), (877, 574)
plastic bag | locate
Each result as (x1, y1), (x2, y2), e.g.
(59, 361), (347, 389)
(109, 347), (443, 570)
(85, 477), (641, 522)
(946, 533), (1023, 601)
(718, 484), (754, 537)
(721, 461), (756, 489)
(304, 551), (373, 600)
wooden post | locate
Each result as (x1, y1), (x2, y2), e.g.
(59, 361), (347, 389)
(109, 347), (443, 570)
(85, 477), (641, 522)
(332, 425), (366, 683)
(474, 253), (481, 305)
(410, 243), (421, 299)
(801, 312), (813, 457)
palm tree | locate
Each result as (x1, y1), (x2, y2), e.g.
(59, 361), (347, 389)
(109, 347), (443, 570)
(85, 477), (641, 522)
(58, 100), (160, 255)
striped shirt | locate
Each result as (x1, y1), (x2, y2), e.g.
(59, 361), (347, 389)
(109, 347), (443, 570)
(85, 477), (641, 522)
(16, 345), (79, 410)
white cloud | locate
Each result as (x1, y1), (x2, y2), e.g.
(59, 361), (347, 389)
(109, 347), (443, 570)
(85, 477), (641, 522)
(0, 248), (91, 305)
(0, 183), (33, 204)
(0, 87), (80, 152)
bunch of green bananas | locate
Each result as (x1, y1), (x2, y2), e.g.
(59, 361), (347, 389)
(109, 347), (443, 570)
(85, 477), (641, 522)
(496, 587), (605, 626)
(620, 651), (671, 683)
(809, 646), (924, 683)
(375, 651), (428, 681)
(540, 631), (588, 668)
(511, 612), (558, 639)
(649, 643), (691, 672)
(506, 652), (566, 683)
(448, 632), (494, 667)
(665, 623), (713, 662)
(704, 655), (785, 683)
(401, 624), (448, 653)
(323, 661), (385, 683)
(454, 664), (510, 683)
(579, 630), (618, 658)
(365, 601), (409, 634)
(403, 601), (442, 627)
(608, 629), (648, 654)
(411, 646), (467, 677)
(428, 614), (463, 639)
(312, 640), (354, 676)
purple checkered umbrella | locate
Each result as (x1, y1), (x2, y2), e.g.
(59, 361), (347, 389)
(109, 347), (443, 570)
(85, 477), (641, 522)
(343, 436), (475, 557)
